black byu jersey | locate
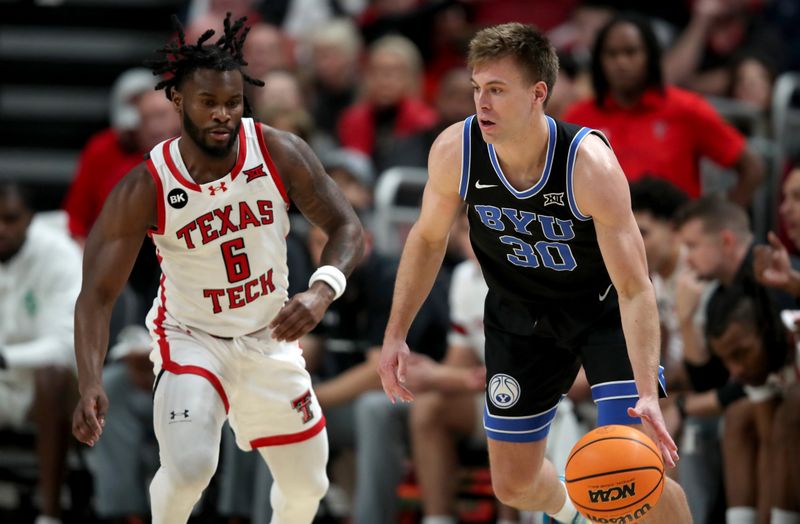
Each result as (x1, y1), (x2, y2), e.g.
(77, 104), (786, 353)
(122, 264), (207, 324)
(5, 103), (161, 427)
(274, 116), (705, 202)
(460, 114), (613, 304)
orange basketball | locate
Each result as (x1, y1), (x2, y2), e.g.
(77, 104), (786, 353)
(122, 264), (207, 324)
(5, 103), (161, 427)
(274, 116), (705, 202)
(564, 425), (664, 523)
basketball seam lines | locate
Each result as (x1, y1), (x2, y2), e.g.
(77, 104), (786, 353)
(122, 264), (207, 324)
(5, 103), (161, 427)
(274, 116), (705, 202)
(566, 436), (663, 466)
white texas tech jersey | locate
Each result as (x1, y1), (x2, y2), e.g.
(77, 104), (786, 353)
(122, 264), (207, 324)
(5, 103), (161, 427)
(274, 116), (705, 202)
(145, 118), (290, 338)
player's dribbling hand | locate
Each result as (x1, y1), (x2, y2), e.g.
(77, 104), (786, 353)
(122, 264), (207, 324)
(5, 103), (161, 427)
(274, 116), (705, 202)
(628, 396), (679, 468)
(270, 282), (334, 341)
(72, 384), (108, 447)
(378, 338), (414, 403)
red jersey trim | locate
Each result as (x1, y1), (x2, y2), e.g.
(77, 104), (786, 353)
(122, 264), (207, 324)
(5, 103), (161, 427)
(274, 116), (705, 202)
(146, 158), (166, 235)
(162, 138), (201, 192)
(152, 263), (231, 413)
(249, 415), (326, 448)
(255, 123), (290, 207)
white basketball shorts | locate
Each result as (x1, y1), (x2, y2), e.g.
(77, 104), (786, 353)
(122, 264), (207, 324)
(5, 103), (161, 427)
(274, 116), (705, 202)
(147, 310), (325, 451)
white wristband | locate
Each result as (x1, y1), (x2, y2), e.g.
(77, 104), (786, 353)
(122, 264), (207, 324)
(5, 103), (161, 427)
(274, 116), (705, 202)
(309, 265), (346, 300)
(743, 383), (780, 402)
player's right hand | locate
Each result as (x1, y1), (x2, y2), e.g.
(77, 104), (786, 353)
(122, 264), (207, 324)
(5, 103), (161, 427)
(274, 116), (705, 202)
(378, 338), (414, 403)
(72, 384), (108, 447)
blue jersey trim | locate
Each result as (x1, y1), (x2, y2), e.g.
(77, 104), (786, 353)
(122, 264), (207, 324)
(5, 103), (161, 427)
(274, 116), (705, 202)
(458, 115), (475, 200)
(566, 127), (593, 221)
(483, 402), (559, 432)
(590, 366), (667, 402)
(485, 425), (551, 442)
(485, 115), (557, 200)
(597, 397), (641, 426)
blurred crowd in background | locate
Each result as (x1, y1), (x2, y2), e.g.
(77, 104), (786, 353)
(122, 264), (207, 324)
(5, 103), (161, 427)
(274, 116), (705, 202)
(1, 0), (799, 523)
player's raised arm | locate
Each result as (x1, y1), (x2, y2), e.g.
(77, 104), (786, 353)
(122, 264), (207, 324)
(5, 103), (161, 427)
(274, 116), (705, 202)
(261, 125), (365, 341)
(573, 134), (678, 467)
(378, 122), (466, 402)
(72, 165), (156, 446)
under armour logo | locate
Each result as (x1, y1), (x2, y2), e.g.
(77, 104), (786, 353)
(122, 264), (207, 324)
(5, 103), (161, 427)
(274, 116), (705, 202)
(543, 193), (564, 206)
(291, 390), (315, 424)
(169, 409), (190, 423)
(208, 182), (228, 196)
(244, 164), (267, 183)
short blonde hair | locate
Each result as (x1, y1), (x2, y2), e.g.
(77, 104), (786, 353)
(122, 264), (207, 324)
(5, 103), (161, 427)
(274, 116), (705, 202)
(468, 23), (559, 102)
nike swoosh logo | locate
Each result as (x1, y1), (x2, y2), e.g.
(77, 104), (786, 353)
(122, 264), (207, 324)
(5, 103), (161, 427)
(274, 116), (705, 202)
(474, 180), (498, 189)
(599, 284), (613, 301)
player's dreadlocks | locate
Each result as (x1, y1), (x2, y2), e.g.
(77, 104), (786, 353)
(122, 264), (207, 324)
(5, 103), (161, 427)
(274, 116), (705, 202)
(146, 12), (264, 102)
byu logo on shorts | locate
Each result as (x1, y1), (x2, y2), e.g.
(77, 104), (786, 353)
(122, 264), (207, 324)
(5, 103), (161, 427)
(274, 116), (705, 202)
(168, 188), (188, 209)
(488, 374), (521, 409)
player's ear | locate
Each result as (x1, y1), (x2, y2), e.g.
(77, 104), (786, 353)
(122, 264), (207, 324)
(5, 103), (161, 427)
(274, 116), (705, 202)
(169, 87), (183, 114)
(531, 81), (548, 107)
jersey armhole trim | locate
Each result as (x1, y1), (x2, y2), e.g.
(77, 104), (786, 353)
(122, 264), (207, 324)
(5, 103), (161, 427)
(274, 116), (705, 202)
(459, 115), (475, 200)
(228, 124), (248, 182)
(256, 123), (291, 208)
(146, 158), (166, 235)
(566, 127), (594, 222)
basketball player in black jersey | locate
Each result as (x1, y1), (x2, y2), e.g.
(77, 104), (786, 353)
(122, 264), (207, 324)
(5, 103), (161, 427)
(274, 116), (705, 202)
(379, 24), (692, 523)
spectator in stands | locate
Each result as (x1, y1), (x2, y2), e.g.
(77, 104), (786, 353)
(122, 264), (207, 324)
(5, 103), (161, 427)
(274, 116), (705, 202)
(66, 82), (179, 311)
(136, 89), (182, 155)
(86, 326), (157, 524)
(545, 52), (583, 119)
(563, 13), (764, 206)
(303, 222), (450, 524)
(407, 213), (516, 524)
(705, 291), (799, 524)
(630, 178), (726, 524)
(729, 53), (776, 114)
(63, 68), (156, 241)
(630, 176), (691, 390)
(0, 182), (82, 524)
(306, 18), (363, 140)
(390, 67), (476, 169)
(755, 167), (800, 294)
(243, 23), (294, 80)
(337, 35), (437, 173)
(674, 195), (796, 523)
(253, 70), (321, 148)
(664, 0), (785, 97)
(750, 167), (800, 524)
(320, 149), (375, 214)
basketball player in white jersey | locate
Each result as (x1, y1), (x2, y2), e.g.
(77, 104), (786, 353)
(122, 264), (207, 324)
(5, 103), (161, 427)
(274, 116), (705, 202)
(72, 15), (364, 524)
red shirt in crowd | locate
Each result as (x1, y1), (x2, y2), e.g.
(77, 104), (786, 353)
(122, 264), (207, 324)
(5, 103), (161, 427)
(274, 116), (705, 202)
(63, 128), (142, 238)
(562, 86), (746, 198)
(337, 97), (438, 156)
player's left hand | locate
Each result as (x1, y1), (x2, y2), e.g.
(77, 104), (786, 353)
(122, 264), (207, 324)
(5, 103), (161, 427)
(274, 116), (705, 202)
(628, 396), (679, 468)
(270, 282), (335, 341)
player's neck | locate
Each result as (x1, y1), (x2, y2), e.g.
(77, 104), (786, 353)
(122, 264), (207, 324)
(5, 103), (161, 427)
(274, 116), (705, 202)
(178, 133), (239, 184)
(491, 114), (549, 185)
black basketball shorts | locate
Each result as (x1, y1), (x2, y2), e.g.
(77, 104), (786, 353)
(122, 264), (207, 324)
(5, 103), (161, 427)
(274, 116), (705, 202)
(482, 290), (666, 443)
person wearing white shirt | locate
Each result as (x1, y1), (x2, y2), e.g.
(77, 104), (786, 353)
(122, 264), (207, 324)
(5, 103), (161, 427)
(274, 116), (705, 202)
(0, 183), (82, 524)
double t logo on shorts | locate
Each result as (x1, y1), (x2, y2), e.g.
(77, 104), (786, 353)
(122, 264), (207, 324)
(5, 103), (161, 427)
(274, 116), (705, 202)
(291, 390), (314, 423)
